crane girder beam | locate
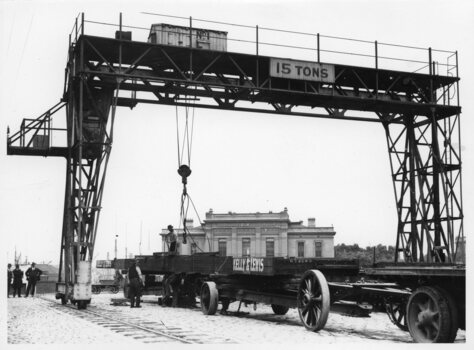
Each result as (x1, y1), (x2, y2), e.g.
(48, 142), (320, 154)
(84, 69), (460, 120)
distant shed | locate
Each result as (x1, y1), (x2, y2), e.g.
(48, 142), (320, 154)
(148, 23), (227, 51)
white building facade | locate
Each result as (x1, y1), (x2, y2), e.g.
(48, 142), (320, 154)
(161, 208), (335, 258)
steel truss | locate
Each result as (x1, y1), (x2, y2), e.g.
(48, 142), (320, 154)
(56, 37), (120, 299)
(6, 28), (463, 301)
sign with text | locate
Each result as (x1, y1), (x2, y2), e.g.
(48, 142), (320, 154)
(96, 260), (112, 268)
(270, 58), (335, 83)
(233, 257), (265, 273)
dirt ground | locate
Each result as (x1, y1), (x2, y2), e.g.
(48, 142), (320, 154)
(5, 292), (466, 345)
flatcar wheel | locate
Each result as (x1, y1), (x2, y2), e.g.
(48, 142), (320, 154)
(386, 301), (408, 331)
(271, 304), (289, 315)
(433, 286), (458, 343)
(92, 286), (101, 294)
(406, 286), (452, 343)
(297, 269), (330, 332)
(111, 286), (119, 294)
(201, 282), (218, 315)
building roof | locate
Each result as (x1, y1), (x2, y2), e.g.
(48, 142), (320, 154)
(160, 209), (335, 236)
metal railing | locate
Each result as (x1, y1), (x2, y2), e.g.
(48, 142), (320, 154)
(7, 102), (67, 150)
(71, 12), (457, 77)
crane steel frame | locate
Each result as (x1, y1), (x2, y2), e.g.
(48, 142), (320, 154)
(6, 15), (463, 305)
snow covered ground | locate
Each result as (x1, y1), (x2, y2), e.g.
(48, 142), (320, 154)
(6, 292), (466, 345)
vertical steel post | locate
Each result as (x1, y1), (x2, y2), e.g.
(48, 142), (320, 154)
(189, 16), (193, 80)
(375, 41), (378, 69)
(77, 17), (85, 273)
(81, 12), (84, 36)
(407, 118), (419, 261)
(256, 25), (259, 87)
(428, 47), (432, 76)
(317, 33), (320, 63)
(428, 47), (443, 261)
(256, 25), (259, 55)
(119, 13), (122, 75)
(375, 41), (379, 99)
(455, 50), (464, 262)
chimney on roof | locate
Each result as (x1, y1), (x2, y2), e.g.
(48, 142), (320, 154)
(185, 218), (194, 228)
(308, 218), (316, 227)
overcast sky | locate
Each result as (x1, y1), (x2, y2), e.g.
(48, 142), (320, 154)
(1, 0), (473, 264)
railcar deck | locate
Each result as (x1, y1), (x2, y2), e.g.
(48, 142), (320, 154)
(114, 252), (360, 279)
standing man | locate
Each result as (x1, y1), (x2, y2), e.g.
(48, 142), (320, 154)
(166, 225), (177, 254)
(7, 264), (13, 297)
(12, 264), (24, 297)
(127, 259), (144, 308)
(25, 262), (42, 297)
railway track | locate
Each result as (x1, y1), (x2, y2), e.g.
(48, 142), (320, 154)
(39, 296), (236, 344)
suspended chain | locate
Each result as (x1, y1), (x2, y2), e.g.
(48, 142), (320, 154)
(175, 98), (210, 251)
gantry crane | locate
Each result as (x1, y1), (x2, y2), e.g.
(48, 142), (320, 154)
(7, 13), (463, 309)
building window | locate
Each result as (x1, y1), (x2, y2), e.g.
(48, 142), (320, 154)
(218, 239), (227, 256)
(266, 238), (275, 257)
(242, 238), (251, 257)
(298, 241), (305, 257)
(315, 241), (322, 257)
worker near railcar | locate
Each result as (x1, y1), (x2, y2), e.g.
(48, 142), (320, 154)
(12, 264), (24, 297)
(7, 264), (13, 297)
(166, 225), (177, 253)
(127, 259), (145, 308)
(25, 262), (42, 297)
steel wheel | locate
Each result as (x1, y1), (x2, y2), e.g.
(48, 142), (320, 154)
(407, 286), (452, 343)
(200, 281), (218, 315)
(297, 269), (330, 332)
(111, 286), (119, 294)
(434, 286), (458, 342)
(92, 286), (101, 294)
(271, 304), (289, 315)
(386, 301), (408, 331)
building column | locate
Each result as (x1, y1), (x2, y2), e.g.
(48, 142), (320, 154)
(231, 228), (237, 256)
(281, 231), (288, 257)
(255, 228), (261, 257)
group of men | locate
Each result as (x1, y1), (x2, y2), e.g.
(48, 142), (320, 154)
(7, 226), (177, 304)
(7, 262), (43, 298)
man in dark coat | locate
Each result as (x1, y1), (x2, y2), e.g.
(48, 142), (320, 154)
(7, 264), (13, 297)
(12, 264), (24, 297)
(127, 259), (144, 308)
(166, 225), (177, 253)
(25, 262), (42, 297)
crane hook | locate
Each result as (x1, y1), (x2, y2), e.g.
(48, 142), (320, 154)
(178, 164), (192, 185)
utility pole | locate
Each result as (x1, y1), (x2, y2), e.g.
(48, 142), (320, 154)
(139, 221), (143, 255)
(114, 235), (118, 259)
(125, 224), (128, 258)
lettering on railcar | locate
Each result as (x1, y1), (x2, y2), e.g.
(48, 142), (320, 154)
(233, 257), (265, 273)
(270, 58), (335, 83)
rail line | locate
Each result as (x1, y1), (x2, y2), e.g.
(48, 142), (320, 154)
(39, 296), (236, 344)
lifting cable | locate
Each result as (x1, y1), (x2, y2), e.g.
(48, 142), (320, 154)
(175, 98), (211, 252)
